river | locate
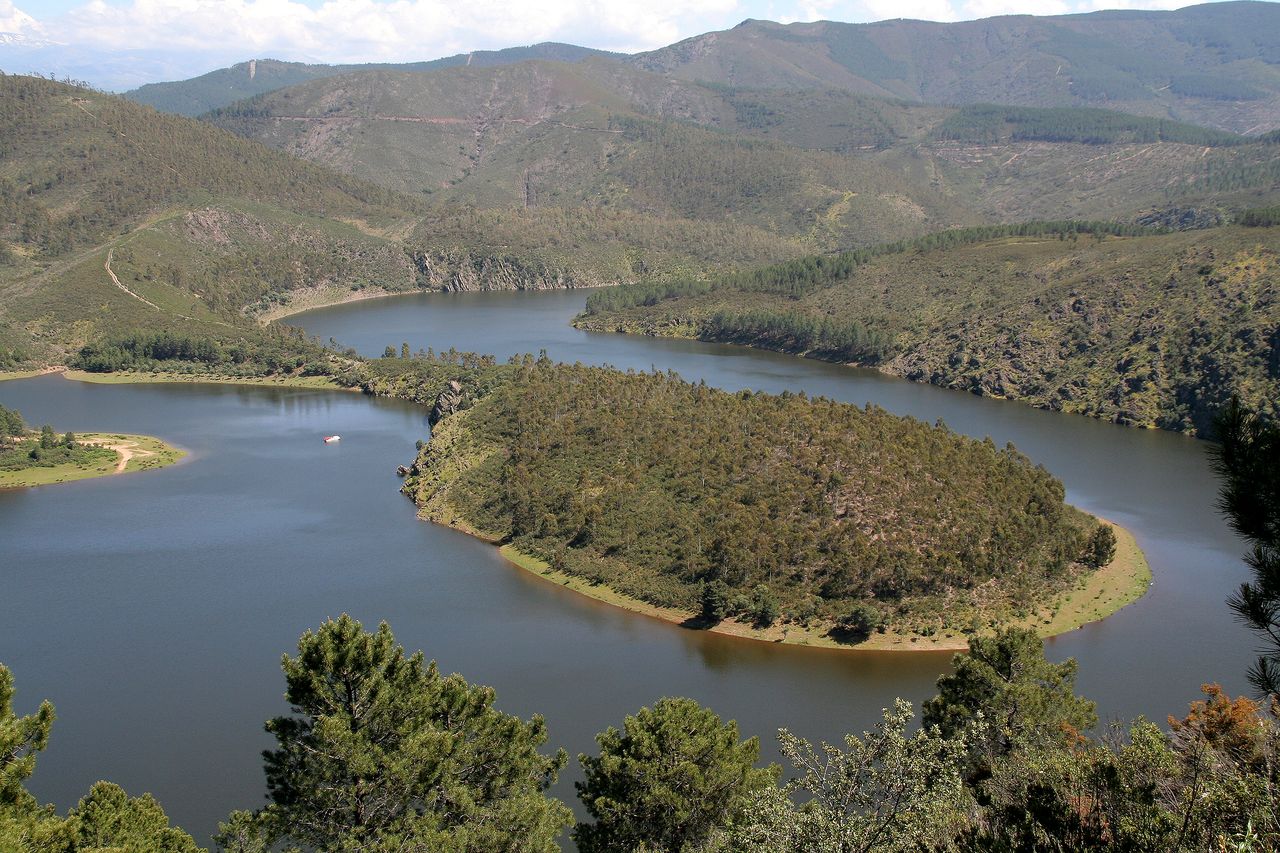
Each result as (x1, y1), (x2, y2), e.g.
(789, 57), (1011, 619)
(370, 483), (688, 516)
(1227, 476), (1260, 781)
(0, 288), (1255, 844)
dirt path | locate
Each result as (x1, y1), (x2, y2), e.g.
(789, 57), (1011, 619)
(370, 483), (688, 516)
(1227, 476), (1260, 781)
(89, 438), (156, 473)
(104, 248), (161, 310)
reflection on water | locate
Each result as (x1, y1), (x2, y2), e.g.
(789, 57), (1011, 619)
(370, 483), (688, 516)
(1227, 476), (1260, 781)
(0, 288), (1254, 844)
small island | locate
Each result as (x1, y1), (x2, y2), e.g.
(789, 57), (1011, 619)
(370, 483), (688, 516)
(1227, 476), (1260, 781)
(0, 404), (184, 489)
(376, 355), (1152, 651)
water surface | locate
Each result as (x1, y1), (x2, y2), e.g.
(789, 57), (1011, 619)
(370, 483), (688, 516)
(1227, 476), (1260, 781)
(0, 288), (1255, 843)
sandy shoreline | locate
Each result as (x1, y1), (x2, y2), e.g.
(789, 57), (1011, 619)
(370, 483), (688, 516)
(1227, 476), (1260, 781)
(424, 507), (1151, 654)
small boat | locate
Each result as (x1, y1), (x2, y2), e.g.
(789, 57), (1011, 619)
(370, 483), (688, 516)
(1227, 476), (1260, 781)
(323, 435), (341, 444)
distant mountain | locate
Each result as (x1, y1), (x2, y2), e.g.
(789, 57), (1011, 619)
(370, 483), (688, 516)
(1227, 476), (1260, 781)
(631, 2), (1280, 134)
(124, 44), (617, 117)
(205, 56), (1280, 262)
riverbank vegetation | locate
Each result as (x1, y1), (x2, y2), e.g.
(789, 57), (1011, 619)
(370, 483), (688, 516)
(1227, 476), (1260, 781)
(395, 357), (1128, 642)
(4, 619), (1276, 852)
(577, 222), (1280, 434)
(0, 403), (183, 488)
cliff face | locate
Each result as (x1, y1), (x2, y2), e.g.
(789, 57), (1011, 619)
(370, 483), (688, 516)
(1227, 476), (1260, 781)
(409, 249), (603, 292)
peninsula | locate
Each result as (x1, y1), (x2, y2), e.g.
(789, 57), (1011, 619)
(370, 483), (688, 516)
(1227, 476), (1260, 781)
(0, 404), (184, 489)
(376, 356), (1151, 650)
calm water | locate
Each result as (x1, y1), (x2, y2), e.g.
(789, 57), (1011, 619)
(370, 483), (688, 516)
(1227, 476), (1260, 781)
(0, 288), (1255, 844)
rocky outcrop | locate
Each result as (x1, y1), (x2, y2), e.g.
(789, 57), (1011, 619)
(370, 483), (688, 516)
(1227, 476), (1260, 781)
(429, 380), (465, 427)
(409, 249), (602, 292)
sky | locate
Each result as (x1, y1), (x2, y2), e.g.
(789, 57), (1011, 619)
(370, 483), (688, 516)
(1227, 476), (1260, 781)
(0, 0), (1268, 89)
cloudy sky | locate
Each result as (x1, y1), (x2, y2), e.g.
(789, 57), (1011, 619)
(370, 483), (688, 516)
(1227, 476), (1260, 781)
(0, 0), (1263, 89)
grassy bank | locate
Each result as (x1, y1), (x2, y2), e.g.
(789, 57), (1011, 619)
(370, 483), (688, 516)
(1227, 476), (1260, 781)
(254, 284), (408, 322)
(0, 432), (185, 489)
(0, 368), (64, 382)
(61, 369), (348, 389)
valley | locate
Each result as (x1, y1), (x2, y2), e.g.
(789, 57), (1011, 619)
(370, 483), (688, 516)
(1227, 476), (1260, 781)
(1, 2), (1279, 847)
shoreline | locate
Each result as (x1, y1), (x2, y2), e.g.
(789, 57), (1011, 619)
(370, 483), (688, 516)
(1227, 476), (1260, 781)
(0, 432), (186, 489)
(0, 366), (66, 383)
(256, 284), (414, 323)
(569, 319), (1209, 437)
(59, 368), (353, 390)
(425, 507), (1151, 653)
(265, 281), (609, 323)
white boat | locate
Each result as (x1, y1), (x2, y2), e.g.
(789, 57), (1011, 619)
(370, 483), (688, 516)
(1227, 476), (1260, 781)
(323, 435), (341, 443)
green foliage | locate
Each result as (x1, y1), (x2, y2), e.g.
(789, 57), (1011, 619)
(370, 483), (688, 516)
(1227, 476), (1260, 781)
(581, 225), (1280, 435)
(1168, 73), (1266, 102)
(1081, 524), (1118, 569)
(0, 404), (24, 443)
(701, 581), (730, 624)
(935, 104), (1248, 146)
(0, 664), (200, 852)
(252, 614), (570, 852)
(70, 781), (201, 853)
(749, 585), (779, 628)
(73, 329), (336, 379)
(0, 76), (414, 262)
(713, 700), (972, 852)
(1240, 206), (1280, 227)
(406, 361), (1097, 635)
(583, 220), (1159, 318)
(923, 629), (1097, 772)
(831, 602), (888, 641)
(0, 428), (115, 473)
(1211, 400), (1280, 696)
(0, 665), (53, 809)
(574, 697), (776, 853)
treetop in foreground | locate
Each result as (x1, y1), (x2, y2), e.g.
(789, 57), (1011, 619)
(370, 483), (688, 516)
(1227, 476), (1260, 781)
(246, 614), (571, 852)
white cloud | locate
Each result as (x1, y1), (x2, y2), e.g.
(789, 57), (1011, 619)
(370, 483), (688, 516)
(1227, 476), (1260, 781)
(33, 0), (748, 63)
(0, 0), (40, 32)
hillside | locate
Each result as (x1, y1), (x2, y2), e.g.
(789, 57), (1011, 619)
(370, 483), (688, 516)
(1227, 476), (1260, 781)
(0, 74), (434, 368)
(205, 59), (1280, 263)
(381, 356), (1128, 642)
(576, 223), (1280, 434)
(633, 1), (1280, 135)
(123, 44), (616, 116)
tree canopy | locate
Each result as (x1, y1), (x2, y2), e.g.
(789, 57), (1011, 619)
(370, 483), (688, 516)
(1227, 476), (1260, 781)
(250, 614), (571, 852)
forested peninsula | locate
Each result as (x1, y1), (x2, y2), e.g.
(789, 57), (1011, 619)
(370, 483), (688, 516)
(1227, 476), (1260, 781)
(364, 355), (1146, 648)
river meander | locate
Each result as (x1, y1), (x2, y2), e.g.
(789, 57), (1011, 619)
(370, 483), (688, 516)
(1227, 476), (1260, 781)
(0, 288), (1256, 843)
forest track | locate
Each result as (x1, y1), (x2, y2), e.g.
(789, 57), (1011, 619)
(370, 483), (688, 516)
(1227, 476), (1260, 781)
(104, 248), (161, 310)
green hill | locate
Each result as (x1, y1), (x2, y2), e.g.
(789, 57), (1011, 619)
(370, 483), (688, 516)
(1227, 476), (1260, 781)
(632, 2), (1280, 135)
(576, 223), (1280, 434)
(0, 74), (433, 368)
(386, 356), (1112, 640)
(124, 44), (617, 117)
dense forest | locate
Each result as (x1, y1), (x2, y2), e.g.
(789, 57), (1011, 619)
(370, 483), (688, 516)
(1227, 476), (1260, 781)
(578, 223), (1280, 434)
(387, 357), (1110, 638)
(3, 618), (1276, 852)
